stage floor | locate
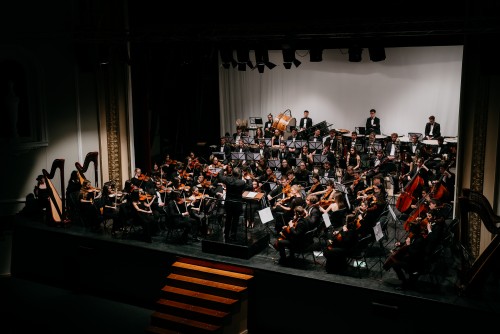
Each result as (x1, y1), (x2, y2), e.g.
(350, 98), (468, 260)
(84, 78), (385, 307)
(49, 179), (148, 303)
(7, 207), (500, 316)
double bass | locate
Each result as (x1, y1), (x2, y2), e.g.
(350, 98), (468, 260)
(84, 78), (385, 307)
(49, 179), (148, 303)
(396, 160), (428, 213)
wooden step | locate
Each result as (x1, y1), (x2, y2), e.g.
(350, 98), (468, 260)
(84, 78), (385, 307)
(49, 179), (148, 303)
(144, 325), (182, 334)
(171, 261), (253, 287)
(156, 298), (231, 325)
(166, 273), (247, 300)
(161, 285), (239, 313)
(150, 311), (223, 334)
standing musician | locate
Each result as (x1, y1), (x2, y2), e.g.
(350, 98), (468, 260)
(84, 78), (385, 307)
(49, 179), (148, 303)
(299, 110), (313, 132)
(365, 108), (381, 135)
(216, 166), (248, 241)
(424, 115), (441, 140)
(324, 214), (359, 274)
(264, 113), (274, 138)
(276, 206), (310, 266)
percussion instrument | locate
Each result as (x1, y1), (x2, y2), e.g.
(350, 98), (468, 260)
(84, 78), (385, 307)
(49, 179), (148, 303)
(444, 137), (458, 144)
(272, 109), (296, 133)
(423, 139), (439, 146)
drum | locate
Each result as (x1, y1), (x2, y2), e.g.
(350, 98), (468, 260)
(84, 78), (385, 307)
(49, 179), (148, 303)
(423, 139), (438, 146)
(272, 112), (296, 133)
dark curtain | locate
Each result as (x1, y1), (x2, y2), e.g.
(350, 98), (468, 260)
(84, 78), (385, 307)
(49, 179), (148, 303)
(130, 42), (220, 172)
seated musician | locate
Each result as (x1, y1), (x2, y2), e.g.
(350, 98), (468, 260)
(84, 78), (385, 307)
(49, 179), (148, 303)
(286, 169), (301, 187)
(363, 183), (387, 224)
(217, 137), (232, 164)
(277, 158), (292, 176)
(346, 147), (362, 171)
(324, 214), (359, 274)
(431, 162), (455, 200)
(424, 208), (447, 256)
(186, 186), (208, 236)
(79, 180), (100, 231)
(363, 149), (386, 186)
(233, 138), (249, 154)
(308, 128), (322, 142)
(251, 157), (267, 178)
(129, 189), (159, 243)
(401, 157), (433, 190)
(320, 191), (347, 217)
(287, 127), (300, 158)
(345, 131), (364, 153)
(131, 167), (144, 190)
(66, 170), (82, 218)
(320, 161), (335, 179)
(253, 140), (271, 161)
(272, 184), (305, 234)
(341, 165), (356, 186)
(258, 167), (277, 195)
(296, 145), (314, 170)
(306, 173), (324, 196)
(348, 169), (367, 207)
(383, 222), (427, 290)
(274, 142), (291, 163)
(294, 160), (312, 186)
(276, 206), (310, 266)
(317, 179), (336, 207)
(304, 194), (322, 230)
(165, 192), (197, 244)
(100, 183), (124, 237)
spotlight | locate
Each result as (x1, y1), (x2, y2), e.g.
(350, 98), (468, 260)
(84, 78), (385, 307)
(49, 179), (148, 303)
(220, 48), (236, 69)
(309, 48), (323, 62)
(254, 49), (276, 73)
(369, 46), (386, 62)
(236, 48), (254, 71)
(348, 47), (363, 62)
(282, 48), (301, 69)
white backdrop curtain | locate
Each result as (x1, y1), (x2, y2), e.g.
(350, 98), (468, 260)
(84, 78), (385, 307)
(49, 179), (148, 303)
(218, 46), (463, 138)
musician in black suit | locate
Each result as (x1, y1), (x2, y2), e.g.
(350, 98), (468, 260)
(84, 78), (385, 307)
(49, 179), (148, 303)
(217, 137), (232, 164)
(217, 167), (248, 241)
(424, 115), (441, 140)
(365, 108), (381, 135)
(299, 110), (313, 132)
(276, 206), (310, 266)
(264, 113), (274, 138)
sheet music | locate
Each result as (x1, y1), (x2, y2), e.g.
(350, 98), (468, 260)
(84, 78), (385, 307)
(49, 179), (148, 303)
(258, 207), (274, 224)
(322, 213), (331, 228)
(246, 191), (257, 198)
(373, 221), (384, 241)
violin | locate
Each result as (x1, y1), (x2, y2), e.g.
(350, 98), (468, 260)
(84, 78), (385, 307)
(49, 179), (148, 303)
(139, 192), (154, 201)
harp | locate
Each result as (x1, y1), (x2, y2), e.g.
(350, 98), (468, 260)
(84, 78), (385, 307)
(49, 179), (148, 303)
(75, 152), (99, 187)
(42, 159), (65, 223)
(457, 188), (500, 296)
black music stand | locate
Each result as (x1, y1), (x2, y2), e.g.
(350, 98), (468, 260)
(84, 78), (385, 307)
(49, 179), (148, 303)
(231, 152), (246, 162)
(287, 139), (306, 149)
(211, 152), (225, 159)
(246, 152), (261, 161)
(243, 137), (255, 146)
(308, 141), (323, 151)
(312, 154), (328, 165)
(225, 136), (235, 145)
(355, 126), (366, 135)
(264, 138), (272, 147)
(268, 159), (281, 170)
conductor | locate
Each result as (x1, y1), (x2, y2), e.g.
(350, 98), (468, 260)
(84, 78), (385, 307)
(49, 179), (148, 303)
(217, 167), (248, 241)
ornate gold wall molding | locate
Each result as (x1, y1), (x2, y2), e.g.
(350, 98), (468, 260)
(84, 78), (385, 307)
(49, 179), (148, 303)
(469, 78), (489, 258)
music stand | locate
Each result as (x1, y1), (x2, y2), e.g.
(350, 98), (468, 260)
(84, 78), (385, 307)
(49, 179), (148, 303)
(211, 152), (225, 159)
(225, 136), (235, 145)
(246, 152), (261, 161)
(309, 141), (323, 151)
(268, 159), (281, 169)
(243, 137), (255, 146)
(386, 204), (402, 246)
(334, 181), (348, 194)
(295, 158), (305, 167)
(264, 138), (272, 147)
(312, 154), (328, 165)
(287, 139), (306, 149)
(355, 126), (366, 135)
(258, 207), (277, 251)
(231, 152), (246, 162)
(319, 176), (329, 185)
(269, 182), (277, 191)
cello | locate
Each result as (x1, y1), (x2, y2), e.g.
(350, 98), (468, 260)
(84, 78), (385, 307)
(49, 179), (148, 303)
(396, 158), (429, 213)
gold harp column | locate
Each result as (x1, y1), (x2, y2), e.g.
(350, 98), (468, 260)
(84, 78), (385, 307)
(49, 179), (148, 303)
(459, 35), (500, 258)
